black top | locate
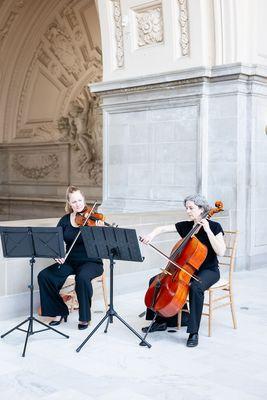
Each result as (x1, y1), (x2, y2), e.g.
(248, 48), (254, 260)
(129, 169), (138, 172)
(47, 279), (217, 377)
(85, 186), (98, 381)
(175, 220), (224, 272)
(57, 214), (102, 264)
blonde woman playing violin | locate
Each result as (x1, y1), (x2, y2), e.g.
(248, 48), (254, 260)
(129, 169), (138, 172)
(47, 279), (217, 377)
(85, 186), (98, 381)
(38, 186), (104, 330)
(141, 194), (226, 347)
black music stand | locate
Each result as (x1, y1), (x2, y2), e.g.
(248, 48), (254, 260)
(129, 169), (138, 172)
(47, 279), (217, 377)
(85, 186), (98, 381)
(76, 226), (151, 352)
(0, 227), (69, 357)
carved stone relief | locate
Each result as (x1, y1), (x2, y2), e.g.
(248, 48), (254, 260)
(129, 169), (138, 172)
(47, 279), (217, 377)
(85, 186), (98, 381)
(14, 0), (102, 137)
(0, 0), (25, 52)
(7, 142), (70, 184)
(11, 0), (103, 187)
(177, 0), (190, 56)
(110, 0), (124, 68)
(57, 89), (102, 186)
(12, 153), (59, 180)
(134, 3), (163, 48)
(45, 22), (83, 80)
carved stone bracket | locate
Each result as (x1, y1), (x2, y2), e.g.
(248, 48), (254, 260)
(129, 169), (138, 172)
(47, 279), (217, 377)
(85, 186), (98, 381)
(177, 0), (190, 56)
(110, 0), (124, 68)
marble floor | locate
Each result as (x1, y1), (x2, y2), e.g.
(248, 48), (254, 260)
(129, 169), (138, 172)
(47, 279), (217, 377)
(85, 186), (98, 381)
(0, 268), (266, 400)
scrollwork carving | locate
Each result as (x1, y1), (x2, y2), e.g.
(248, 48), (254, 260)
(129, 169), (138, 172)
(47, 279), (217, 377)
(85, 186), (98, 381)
(111, 0), (124, 68)
(177, 0), (190, 56)
(12, 153), (59, 180)
(135, 6), (163, 47)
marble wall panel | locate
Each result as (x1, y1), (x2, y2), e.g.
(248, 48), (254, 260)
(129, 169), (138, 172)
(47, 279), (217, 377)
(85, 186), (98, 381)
(126, 143), (153, 164)
(129, 123), (154, 143)
(109, 124), (129, 145)
(208, 140), (237, 163)
(254, 186), (267, 210)
(152, 185), (195, 202)
(252, 95), (267, 249)
(208, 162), (237, 187)
(208, 117), (238, 141)
(152, 163), (175, 186)
(208, 95), (237, 118)
(128, 164), (153, 185)
(110, 110), (148, 124)
(154, 142), (197, 163)
(208, 185), (237, 216)
(255, 210), (267, 247)
(173, 163), (196, 186)
(154, 122), (175, 142)
(107, 104), (199, 209)
(109, 144), (131, 165)
(108, 164), (129, 186)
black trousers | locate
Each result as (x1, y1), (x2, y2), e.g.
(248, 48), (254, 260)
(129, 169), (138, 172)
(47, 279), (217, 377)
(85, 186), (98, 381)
(37, 260), (103, 322)
(145, 268), (220, 334)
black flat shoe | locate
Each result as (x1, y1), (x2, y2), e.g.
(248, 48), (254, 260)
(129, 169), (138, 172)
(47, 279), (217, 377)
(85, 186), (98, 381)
(186, 333), (199, 347)
(78, 322), (89, 330)
(49, 315), (68, 326)
(142, 322), (167, 333)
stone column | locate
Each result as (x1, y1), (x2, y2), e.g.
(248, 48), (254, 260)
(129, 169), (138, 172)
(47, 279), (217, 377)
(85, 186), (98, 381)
(90, 64), (267, 270)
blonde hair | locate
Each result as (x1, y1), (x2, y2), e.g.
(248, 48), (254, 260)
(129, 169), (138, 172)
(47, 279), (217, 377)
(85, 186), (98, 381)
(65, 185), (85, 213)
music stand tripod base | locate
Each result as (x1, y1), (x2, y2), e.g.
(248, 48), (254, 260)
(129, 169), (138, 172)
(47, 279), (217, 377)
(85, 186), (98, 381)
(0, 227), (69, 357)
(76, 226), (151, 352)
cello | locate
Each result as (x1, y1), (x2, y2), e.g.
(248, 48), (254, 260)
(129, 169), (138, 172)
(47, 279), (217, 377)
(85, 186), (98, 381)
(144, 201), (224, 318)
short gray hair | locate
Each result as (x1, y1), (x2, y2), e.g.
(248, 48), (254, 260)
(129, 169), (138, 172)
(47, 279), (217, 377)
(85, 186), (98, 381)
(183, 194), (210, 213)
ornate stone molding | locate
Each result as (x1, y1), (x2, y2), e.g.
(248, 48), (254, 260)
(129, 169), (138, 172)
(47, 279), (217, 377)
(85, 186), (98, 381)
(16, 2), (103, 140)
(12, 153), (59, 180)
(177, 0), (190, 56)
(135, 5), (163, 47)
(110, 0), (124, 68)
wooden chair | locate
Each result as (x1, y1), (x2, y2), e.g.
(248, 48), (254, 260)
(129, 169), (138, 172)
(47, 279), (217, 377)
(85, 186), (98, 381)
(60, 268), (108, 313)
(178, 230), (238, 336)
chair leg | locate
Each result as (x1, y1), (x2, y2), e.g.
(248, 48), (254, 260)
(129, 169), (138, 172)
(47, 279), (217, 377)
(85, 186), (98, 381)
(101, 273), (109, 311)
(229, 289), (237, 329)
(177, 310), (182, 330)
(208, 290), (212, 337)
(70, 290), (77, 312)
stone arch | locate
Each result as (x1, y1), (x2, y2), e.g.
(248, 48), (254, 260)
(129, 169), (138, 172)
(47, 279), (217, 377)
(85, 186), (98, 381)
(0, 0), (103, 218)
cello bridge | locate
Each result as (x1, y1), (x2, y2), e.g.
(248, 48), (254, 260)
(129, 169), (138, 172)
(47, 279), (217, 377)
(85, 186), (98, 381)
(160, 268), (172, 276)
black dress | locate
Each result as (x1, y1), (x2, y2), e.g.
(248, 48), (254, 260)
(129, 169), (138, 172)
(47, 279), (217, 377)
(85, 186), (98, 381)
(37, 214), (103, 322)
(145, 220), (224, 334)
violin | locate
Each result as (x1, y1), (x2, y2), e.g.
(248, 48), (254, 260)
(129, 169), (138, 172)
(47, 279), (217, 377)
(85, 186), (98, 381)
(75, 206), (115, 227)
(144, 201), (224, 318)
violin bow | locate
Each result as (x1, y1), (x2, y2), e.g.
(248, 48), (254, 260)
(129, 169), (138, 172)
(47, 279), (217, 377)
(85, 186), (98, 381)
(139, 238), (201, 282)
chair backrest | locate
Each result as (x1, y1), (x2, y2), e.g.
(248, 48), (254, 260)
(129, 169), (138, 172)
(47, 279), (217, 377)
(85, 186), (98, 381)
(218, 230), (238, 285)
